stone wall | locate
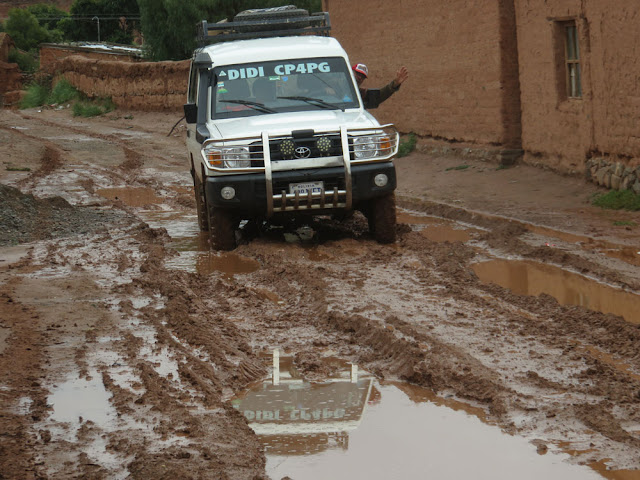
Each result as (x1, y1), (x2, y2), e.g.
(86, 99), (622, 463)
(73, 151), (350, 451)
(51, 55), (189, 112)
(324, 0), (522, 149)
(586, 158), (640, 195)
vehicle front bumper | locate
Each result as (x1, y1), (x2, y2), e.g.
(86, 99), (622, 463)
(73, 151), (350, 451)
(205, 161), (396, 216)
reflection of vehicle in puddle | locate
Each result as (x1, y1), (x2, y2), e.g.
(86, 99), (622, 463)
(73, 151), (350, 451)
(231, 355), (372, 455)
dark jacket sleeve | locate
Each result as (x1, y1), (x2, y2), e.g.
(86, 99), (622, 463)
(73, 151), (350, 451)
(360, 81), (401, 109)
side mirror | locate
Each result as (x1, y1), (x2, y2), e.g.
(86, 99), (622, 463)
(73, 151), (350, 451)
(184, 103), (198, 124)
(364, 89), (381, 109)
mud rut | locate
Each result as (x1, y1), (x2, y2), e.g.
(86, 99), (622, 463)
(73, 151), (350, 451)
(1, 110), (639, 479)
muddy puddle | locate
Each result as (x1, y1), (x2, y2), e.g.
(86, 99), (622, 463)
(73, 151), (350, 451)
(472, 259), (640, 324)
(139, 210), (260, 278)
(397, 210), (481, 243)
(96, 187), (162, 207)
(232, 353), (603, 479)
(45, 369), (125, 473)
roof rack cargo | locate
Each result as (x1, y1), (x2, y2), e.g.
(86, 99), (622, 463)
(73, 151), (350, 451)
(196, 10), (331, 47)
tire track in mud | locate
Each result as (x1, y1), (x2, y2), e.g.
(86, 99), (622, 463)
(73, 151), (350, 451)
(399, 195), (640, 291)
(229, 224), (640, 468)
(2, 112), (193, 213)
(0, 280), (49, 479)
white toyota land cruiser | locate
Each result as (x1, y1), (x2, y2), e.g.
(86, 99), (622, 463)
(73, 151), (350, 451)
(184, 6), (399, 250)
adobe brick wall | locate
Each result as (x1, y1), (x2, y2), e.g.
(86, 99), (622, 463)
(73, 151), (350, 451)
(515, 0), (640, 172)
(0, 34), (22, 106)
(51, 55), (189, 112)
(324, 0), (522, 148)
(40, 44), (140, 74)
(587, 2), (640, 162)
(0, 33), (14, 63)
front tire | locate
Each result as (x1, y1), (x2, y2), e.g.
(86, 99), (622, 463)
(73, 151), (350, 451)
(367, 194), (397, 244)
(208, 205), (237, 251)
(193, 175), (209, 232)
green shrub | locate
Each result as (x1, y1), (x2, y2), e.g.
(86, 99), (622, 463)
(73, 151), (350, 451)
(592, 190), (640, 211)
(73, 98), (115, 117)
(48, 79), (79, 104)
(20, 83), (49, 109)
(8, 48), (39, 73)
(397, 133), (417, 158)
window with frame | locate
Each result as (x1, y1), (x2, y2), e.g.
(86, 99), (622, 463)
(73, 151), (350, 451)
(563, 21), (582, 98)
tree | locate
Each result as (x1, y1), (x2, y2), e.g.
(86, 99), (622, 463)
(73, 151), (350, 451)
(137, 0), (323, 61)
(5, 8), (52, 51)
(27, 4), (69, 31)
(58, 0), (139, 44)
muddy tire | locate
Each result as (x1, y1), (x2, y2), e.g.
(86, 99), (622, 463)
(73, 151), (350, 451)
(208, 205), (236, 251)
(194, 176), (209, 232)
(368, 194), (397, 244)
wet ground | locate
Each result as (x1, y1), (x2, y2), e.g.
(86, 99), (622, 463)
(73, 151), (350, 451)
(1, 108), (640, 479)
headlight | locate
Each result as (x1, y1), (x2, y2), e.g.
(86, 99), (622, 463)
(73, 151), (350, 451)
(203, 145), (251, 168)
(222, 147), (251, 168)
(353, 135), (392, 159)
(353, 136), (377, 159)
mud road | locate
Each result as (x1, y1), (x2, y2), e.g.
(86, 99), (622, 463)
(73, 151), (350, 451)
(1, 107), (640, 479)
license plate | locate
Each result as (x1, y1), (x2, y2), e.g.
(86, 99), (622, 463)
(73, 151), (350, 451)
(289, 181), (323, 195)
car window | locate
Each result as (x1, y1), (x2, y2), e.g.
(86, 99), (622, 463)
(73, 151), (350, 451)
(211, 57), (359, 119)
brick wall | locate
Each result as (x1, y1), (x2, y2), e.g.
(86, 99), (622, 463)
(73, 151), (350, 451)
(51, 55), (189, 112)
(40, 44), (140, 74)
(515, 0), (640, 171)
(325, 0), (522, 148)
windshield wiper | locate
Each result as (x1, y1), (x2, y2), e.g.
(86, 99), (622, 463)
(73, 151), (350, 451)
(278, 96), (344, 112)
(220, 99), (276, 114)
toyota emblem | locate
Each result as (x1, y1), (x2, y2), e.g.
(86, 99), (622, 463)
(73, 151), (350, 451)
(294, 146), (311, 159)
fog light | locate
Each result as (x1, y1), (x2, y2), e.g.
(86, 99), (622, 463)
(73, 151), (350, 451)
(279, 139), (295, 158)
(316, 136), (332, 154)
(374, 173), (388, 187)
(221, 186), (236, 200)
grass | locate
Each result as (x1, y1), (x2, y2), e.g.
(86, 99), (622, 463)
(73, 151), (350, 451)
(8, 48), (39, 73)
(397, 133), (417, 158)
(592, 190), (640, 211)
(48, 78), (79, 105)
(5, 166), (31, 172)
(20, 83), (50, 109)
(19, 77), (114, 117)
(72, 98), (115, 117)
(612, 220), (637, 227)
(445, 164), (470, 171)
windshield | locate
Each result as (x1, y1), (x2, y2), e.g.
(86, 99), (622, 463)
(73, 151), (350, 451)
(211, 57), (359, 119)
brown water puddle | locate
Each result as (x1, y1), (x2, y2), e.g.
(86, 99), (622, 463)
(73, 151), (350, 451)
(230, 352), (604, 480)
(97, 187), (161, 207)
(472, 259), (640, 324)
(398, 210), (479, 243)
(195, 252), (260, 278)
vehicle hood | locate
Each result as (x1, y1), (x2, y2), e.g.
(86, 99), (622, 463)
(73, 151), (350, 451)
(210, 110), (382, 140)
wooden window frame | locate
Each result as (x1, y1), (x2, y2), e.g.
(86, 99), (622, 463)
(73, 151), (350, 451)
(563, 21), (582, 99)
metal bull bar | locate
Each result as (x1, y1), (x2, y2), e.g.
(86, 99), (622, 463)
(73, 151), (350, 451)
(264, 126), (352, 217)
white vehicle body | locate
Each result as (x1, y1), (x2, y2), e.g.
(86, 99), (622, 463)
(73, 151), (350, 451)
(185, 12), (399, 249)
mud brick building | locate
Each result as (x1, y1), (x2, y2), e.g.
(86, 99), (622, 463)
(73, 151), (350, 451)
(325, 0), (640, 177)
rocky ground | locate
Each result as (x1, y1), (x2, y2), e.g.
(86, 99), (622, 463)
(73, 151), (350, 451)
(1, 107), (639, 479)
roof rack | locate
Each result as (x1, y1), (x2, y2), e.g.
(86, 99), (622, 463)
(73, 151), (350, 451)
(196, 12), (331, 47)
